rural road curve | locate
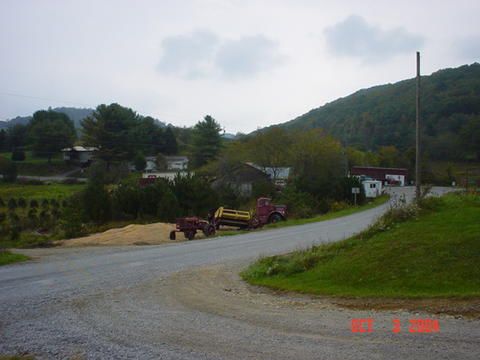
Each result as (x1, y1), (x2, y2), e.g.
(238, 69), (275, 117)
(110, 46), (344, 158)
(1, 187), (478, 359)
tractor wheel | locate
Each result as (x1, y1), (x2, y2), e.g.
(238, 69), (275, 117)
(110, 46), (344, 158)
(203, 224), (216, 237)
(169, 231), (176, 240)
(269, 213), (283, 224)
(186, 231), (196, 240)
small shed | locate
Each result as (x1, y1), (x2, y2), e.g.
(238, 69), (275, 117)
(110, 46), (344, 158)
(362, 179), (383, 198)
(61, 146), (97, 165)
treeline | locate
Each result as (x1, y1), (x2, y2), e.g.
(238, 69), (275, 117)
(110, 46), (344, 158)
(0, 104), (179, 163)
(279, 63), (480, 162)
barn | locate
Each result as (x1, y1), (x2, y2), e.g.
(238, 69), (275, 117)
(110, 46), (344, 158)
(351, 166), (408, 186)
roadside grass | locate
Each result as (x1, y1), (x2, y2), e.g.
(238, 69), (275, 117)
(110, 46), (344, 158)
(241, 192), (480, 298)
(0, 183), (84, 199)
(0, 250), (29, 266)
(217, 195), (389, 237)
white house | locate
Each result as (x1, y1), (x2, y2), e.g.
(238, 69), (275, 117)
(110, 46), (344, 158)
(141, 171), (191, 181)
(61, 146), (97, 164)
(362, 179), (383, 198)
(165, 156), (189, 171)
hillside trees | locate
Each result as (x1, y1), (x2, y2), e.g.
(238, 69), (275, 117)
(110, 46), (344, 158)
(29, 110), (76, 162)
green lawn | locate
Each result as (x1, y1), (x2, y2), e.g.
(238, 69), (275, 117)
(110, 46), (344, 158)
(242, 193), (480, 298)
(1, 151), (77, 176)
(0, 183), (84, 200)
(0, 251), (29, 266)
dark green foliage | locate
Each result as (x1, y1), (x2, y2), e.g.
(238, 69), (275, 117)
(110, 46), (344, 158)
(6, 124), (28, 150)
(170, 173), (218, 216)
(276, 185), (315, 218)
(0, 197), (4, 207)
(18, 197), (27, 208)
(0, 212), (5, 223)
(11, 149), (26, 161)
(82, 103), (138, 166)
(134, 152), (146, 171)
(41, 199), (49, 209)
(332, 176), (366, 205)
(7, 198), (17, 210)
(60, 194), (85, 238)
(191, 115), (223, 168)
(29, 110), (76, 162)
(0, 156), (17, 183)
(30, 199), (38, 208)
(0, 129), (6, 152)
(280, 63), (480, 161)
(82, 178), (111, 223)
(164, 127), (178, 155)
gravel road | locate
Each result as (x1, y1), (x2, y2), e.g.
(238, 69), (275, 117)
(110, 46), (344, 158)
(1, 187), (478, 359)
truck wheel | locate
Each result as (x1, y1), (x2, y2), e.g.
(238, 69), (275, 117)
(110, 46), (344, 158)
(269, 213), (283, 224)
(186, 231), (195, 240)
(169, 231), (176, 240)
(203, 224), (215, 237)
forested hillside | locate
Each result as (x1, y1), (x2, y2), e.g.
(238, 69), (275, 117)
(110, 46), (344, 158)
(280, 63), (480, 161)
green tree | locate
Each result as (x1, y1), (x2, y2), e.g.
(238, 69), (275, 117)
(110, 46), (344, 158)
(82, 103), (138, 169)
(29, 110), (76, 163)
(191, 115), (222, 168)
(164, 127), (178, 155)
(6, 124), (27, 151)
(134, 152), (146, 171)
(248, 127), (291, 181)
(0, 156), (17, 183)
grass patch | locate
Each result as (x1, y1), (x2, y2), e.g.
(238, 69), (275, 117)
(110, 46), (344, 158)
(0, 250), (29, 266)
(242, 192), (480, 298)
(265, 195), (389, 229)
(0, 183), (84, 199)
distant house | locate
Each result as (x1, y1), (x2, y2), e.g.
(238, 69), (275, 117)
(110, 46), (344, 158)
(132, 155), (189, 173)
(351, 166), (408, 186)
(362, 179), (383, 198)
(165, 156), (189, 171)
(245, 162), (291, 188)
(61, 146), (97, 165)
(212, 163), (271, 197)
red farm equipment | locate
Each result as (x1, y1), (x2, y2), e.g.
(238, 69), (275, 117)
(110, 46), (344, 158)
(169, 197), (287, 241)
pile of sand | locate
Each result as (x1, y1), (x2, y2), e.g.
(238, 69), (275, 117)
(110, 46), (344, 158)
(61, 222), (198, 247)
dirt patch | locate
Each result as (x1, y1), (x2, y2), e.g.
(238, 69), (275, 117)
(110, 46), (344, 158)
(166, 263), (480, 319)
(60, 222), (205, 247)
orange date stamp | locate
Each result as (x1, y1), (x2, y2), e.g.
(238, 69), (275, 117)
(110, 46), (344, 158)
(351, 318), (440, 333)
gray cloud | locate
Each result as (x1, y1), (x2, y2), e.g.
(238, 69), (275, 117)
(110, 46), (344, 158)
(324, 15), (424, 61)
(157, 31), (283, 79)
(157, 30), (219, 79)
(215, 35), (284, 77)
(455, 35), (480, 61)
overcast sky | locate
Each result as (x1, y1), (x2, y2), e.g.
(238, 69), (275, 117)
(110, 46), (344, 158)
(1, 0), (479, 133)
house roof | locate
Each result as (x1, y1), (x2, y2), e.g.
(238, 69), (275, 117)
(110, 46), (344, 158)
(61, 146), (97, 152)
(245, 162), (291, 179)
(165, 156), (189, 162)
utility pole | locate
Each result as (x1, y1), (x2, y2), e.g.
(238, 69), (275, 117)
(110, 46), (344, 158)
(415, 51), (421, 201)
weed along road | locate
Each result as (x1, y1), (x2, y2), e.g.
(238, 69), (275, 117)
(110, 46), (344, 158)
(1, 187), (478, 359)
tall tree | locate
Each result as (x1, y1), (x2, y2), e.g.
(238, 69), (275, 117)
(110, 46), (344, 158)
(129, 116), (165, 155)
(29, 110), (76, 163)
(191, 115), (222, 168)
(0, 129), (6, 152)
(164, 127), (178, 155)
(249, 127), (291, 180)
(6, 124), (28, 151)
(81, 103), (138, 169)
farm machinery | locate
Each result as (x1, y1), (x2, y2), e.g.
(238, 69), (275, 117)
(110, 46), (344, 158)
(169, 197), (287, 240)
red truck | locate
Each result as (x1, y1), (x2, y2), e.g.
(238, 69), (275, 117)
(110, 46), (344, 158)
(170, 197), (287, 240)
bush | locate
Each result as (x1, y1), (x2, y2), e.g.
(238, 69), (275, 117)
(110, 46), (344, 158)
(1, 161), (17, 183)
(0, 197), (4, 207)
(276, 185), (315, 218)
(41, 199), (50, 209)
(61, 197), (85, 238)
(7, 198), (17, 210)
(11, 149), (26, 161)
(18, 197), (27, 208)
(82, 178), (111, 223)
(30, 199), (39, 208)
(0, 212), (6, 223)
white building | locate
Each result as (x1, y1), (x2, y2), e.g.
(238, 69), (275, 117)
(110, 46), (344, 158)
(165, 156), (189, 171)
(61, 146), (97, 164)
(362, 179), (383, 198)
